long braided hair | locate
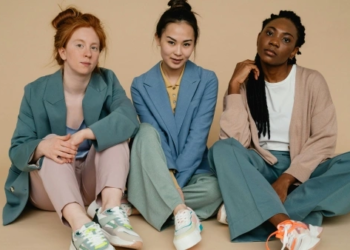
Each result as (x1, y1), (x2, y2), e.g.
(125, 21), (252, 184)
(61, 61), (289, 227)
(246, 10), (305, 139)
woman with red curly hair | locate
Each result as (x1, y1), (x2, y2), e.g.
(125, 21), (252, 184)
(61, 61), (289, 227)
(3, 7), (143, 250)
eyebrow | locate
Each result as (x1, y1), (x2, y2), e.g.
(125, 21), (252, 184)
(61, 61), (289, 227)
(166, 36), (193, 43)
(73, 39), (99, 45)
(266, 26), (294, 38)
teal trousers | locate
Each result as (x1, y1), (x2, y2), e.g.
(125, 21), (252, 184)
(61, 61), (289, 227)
(208, 138), (350, 242)
(128, 123), (222, 231)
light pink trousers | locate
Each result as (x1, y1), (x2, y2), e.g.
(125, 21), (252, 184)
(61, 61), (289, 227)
(29, 139), (130, 222)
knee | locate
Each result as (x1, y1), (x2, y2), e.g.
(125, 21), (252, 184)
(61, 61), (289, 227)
(134, 123), (160, 143)
(205, 178), (222, 201)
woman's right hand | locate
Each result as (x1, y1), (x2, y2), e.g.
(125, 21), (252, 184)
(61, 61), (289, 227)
(228, 59), (260, 94)
(34, 134), (77, 164)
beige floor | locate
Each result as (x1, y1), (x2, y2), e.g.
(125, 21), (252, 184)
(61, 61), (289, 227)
(1, 166), (349, 250)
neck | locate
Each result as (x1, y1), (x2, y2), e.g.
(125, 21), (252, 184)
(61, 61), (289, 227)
(161, 61), (184, 81)
(260, 61), (293, 83)
(62, 66), (91, 95)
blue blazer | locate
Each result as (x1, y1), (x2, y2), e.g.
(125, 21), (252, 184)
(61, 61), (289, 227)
(3, 68), (139, 225)
(131, 61), (218, 188)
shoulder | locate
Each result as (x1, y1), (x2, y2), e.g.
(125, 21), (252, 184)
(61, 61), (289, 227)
(296, 65), (328, 87)
(131, 62), (161, 88)
(23, 70), (61, 97)
(186, 60), (217, 80)
(98, 68), (120, 85)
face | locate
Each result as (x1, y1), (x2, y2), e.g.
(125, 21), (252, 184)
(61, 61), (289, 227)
(257, 18), (299, 66)
(155, 22), (195, 72)
(58, 27), (100, 77)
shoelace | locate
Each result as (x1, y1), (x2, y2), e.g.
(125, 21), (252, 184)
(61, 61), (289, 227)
(80, 223), (107, 247)
(266, 220), (308, 250)
(175, 210), (191, 229)
(110, 207), (131, 226)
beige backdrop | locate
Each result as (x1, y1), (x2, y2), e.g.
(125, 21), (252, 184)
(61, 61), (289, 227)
(1, 0), (349, 168)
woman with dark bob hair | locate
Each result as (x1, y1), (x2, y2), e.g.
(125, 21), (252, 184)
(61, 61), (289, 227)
(209, 10), (350, 250)
(3, 7), (143, 250)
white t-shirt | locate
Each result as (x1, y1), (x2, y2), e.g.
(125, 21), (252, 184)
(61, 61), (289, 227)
(259, 65), (296, 151)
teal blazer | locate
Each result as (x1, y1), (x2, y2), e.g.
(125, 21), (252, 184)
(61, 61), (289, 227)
(131, 61), (218, 188)
(3, 68), (139, 225)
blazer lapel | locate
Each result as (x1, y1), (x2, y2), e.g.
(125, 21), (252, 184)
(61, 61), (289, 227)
(43, 70), (67, 136)
(83, 72), (107, 126)
(174, 61), (200, 131)
(144, 63), (179, 151)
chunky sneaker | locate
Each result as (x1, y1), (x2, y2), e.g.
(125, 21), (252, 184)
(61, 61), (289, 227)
(266, 220), (321, 250)
(173, 208), (203, 250)
(70, 221), (114, 250)
(94, 207), (143, 249)
(87, 200), (133, 218)
(217, 204), (228, 225)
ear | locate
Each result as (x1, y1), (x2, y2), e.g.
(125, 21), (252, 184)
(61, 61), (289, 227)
(58, 47), (67, 61)
(290, 47), (299, 60)
(155, 34), (161, 46)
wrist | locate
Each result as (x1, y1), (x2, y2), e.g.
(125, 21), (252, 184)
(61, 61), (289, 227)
(83, 128), (95, 140)
(228, 80), (241, 94)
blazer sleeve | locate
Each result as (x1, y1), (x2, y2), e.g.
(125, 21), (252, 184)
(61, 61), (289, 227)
(285, 72), (337, 182)
(219, 90), (252, 148)
(175, 71), (218, 188)
(131, 80), (178, 170)
(9, 85), (42, 172)
(89, 71), (139, 151)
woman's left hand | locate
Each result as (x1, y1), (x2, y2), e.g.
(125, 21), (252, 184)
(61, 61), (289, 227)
(271, 173), (296, 203)
(69, 128), (95, 147)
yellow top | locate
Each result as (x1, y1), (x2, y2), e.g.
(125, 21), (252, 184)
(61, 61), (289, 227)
(160, 62), (185, 113)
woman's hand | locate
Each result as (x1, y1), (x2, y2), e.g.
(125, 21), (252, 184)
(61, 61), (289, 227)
(34, 134), (77, 164)
(271, 173), (296, 203)
(228, 59), (260, 94)
(69, 128), (95, 147)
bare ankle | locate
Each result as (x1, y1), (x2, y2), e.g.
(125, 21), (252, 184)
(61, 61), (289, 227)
(173, 204), (187, 216)
(269, 213), (290, 228)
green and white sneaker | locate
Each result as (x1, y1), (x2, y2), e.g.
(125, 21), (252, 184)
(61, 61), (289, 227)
(70, 221), (114, 250)
(94, 207), (143, 249)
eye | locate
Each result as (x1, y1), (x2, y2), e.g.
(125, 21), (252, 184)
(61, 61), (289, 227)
(266, 30), (273, 36)
(76, 43), (83, 48)
(168, 41), (175, 45)
(91, 46), (99, 51)
(282, 37), (291, 43)
(184, 43), (191, 47)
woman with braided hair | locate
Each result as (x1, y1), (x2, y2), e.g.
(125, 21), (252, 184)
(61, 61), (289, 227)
(209, 10), (350, 250)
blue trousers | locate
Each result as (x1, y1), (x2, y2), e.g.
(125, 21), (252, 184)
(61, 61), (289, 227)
(208, 138), (350, 242)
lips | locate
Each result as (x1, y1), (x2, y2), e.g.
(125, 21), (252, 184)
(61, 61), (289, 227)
(264, 49), (277, 56)
(81, 62), (91, 66)
(171, 58), (183, 64)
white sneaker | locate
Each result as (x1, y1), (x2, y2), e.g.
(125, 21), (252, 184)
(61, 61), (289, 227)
(94, 207), (143, 249)
(173, 208), (202, 250)
(87, 200), (133, 218)
(266, 220), (321, 250)
(217, 204), (228, 225)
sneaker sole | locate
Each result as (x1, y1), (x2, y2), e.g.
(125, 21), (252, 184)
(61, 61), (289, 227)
(173, 228), (202, 250)
(69, 241), (115, 250)
(217, 205), (228, 225)
(298, 235), (320, 250)
(101, 228), (143, 250)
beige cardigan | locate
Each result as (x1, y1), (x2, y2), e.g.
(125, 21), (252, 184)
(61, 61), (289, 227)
(220, 65), (337, 183)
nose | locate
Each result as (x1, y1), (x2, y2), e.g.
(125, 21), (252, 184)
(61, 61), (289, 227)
(269, 37), (279, 48)
(84, 47), (92, 58)
(174, 44), (182, 56)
